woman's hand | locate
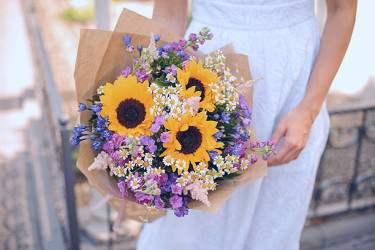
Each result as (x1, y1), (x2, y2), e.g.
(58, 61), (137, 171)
(267, 106), (315, 166)
(267, 0), (357, 167)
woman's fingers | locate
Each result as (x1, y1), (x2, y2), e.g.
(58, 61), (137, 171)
(267, 140), (290, 166)
(271, 119), (287, 147)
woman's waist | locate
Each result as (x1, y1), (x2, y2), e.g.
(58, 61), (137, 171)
(192, 0), (315, 30)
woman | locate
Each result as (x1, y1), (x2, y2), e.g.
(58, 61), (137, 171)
(137, 0), (357, 249)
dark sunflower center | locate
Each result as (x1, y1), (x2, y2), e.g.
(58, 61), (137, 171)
(187, 78), (205, 101)
(176, 126), (202, 154)
(116, 98), (146, 129)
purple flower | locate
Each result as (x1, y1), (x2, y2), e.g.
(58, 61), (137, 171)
(208, 33), (214, 40)
(154, 196), (165, 210)
(174, 206), (189, 217)
(122, 35), (132, 48)
(140, 136), (154, 146)
(90, 103), (102, 115)
(161, 52), (169, 58)
(233, 111), (240, 119)
(126, 46), (134, 53)
(169, 195), (183, 209)
(159, 173), (168, 185)
(170, 42), (179, 51)
(179, 39), (187, 47)
(150, 123), (160, 133)
(213, 114), (220, 120)
(154, 115), (166, 126)
(71, 124), (89, 146)
(92, 141), (102, 151)
(232, 143), (242, 156)
(251, 155), (258, 164)
(238, 95), (249, 110)
(233, 125), (242, 134)
(189, 33), (197, 42)
(101, 130), (112, 140)
(119, 66), (132, 78)
(137, 45), (143, 52)
(118, 180), (128, 197)
(160, 132), (170, 143)
(135, 69), (149, 83)
(213, 131), (223, 141)
(240, 130), (250, 140)
(171, 184), (182, 195)
(78, 103), (87, 111)
(199, 38), (205, 45)
(154, 35), (161, 42)
(161, 43), (170, 51)
(193, 44), (199, 51)
(208, 151), (218, 160)
(242, 118), (251, 127)
(164, 64), (178, 75)
(148, 144), (157, 153)
(135, 192), (153, 205)
(221, 111), (231, 124)
(243, 108), (252, 119)
(169, 173), (178, 181)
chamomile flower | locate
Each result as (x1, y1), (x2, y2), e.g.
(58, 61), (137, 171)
(126, 161), (134, 170)
(113, 167), (126, 177)
(97, 86), (104, 95)
(134, 158), (144, 166)
(240, 159), (250, 170)
(213, 155), (224, 167)
(142, 160), (151, 169)
(147, 205), (158, 213)
(167, 73), (176, 83)
(144, 153), (153, 163)
(129, 176), (142, 190)
(119, 149), (128, 159)
(148, 83), (159, 94)
(162, 155), (174, 166)
(174, 159), (187, 171)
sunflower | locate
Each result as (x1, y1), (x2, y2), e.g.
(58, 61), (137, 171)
(177, 58), (220, 112)
(100, 75), (155, 136)
(161, 111), (223, 174)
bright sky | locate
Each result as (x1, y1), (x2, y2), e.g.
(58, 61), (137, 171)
(330, 1), (375, 94)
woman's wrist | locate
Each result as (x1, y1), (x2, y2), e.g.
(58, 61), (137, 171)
(296, 98), (322, 123)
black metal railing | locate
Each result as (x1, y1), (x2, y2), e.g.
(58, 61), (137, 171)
(23, 0), (80, 249)
(309, 105), (375, 219)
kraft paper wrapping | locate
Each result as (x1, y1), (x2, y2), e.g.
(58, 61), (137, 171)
(74, 9), (267, 223)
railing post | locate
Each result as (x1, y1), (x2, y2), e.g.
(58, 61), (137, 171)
(348, 110), (367, 209)
(61, 118), (80, 250)
(95, 0), (110, 30)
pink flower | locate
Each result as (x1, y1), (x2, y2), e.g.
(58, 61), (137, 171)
(160, 132), (170, 143)
(184, 181), (210, 207)
(88, 151), (114, 171)
(185, 96), (201, 113)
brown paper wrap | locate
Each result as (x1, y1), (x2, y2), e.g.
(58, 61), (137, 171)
(74, 9), (267, 223)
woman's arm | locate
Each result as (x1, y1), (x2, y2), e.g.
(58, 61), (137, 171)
(267, 0), (357, 166)
(153, 0), (188, 36)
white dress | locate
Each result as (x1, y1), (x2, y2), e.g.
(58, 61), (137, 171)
(137, 0), (330, 249)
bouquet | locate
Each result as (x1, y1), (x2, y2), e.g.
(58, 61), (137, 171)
(73, 9), (275, 228)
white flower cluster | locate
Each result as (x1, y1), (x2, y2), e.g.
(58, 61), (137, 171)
(204, 50), (241, 112)
(147, 83), (197, 120)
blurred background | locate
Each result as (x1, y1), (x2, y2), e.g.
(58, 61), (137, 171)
(0, 0), (374, 249)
